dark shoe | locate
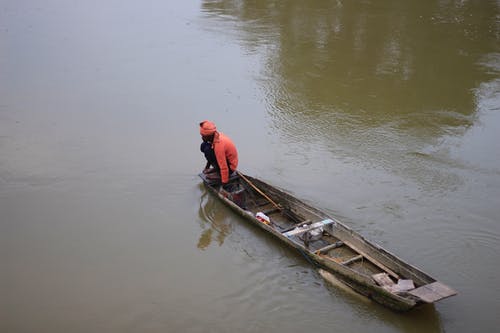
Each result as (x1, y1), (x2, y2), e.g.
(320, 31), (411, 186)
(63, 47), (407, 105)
(206, 173), (220, 180)
(203, 168), (217, 174)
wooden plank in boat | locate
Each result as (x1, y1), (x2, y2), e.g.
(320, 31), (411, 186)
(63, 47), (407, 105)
(341, 254), (363, 266)
(316, 241), (344, 254)
(343, 240), (400, 280)
(408, 282), (457, 303)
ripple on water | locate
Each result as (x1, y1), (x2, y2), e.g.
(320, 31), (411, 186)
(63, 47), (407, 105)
(214, 254), (314, 319)
(414, 220), (500, 288)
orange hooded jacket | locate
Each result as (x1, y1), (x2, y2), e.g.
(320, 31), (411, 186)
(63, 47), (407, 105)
(212, 132), (238, 183)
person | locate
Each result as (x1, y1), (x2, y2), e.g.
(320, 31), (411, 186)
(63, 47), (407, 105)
(199, 120), (238, 185)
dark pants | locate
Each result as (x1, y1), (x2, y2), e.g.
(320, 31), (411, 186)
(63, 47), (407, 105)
(201, 142), (218, 170)
(200, 141), (233, 174)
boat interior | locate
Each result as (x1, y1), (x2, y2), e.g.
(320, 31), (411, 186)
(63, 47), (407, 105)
(201, 172), (456, 303)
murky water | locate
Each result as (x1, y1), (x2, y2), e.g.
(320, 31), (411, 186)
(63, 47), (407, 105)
(2, 1), (499, 332)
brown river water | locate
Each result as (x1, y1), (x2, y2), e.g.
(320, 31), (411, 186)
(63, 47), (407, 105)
(2, 1), (499, 332)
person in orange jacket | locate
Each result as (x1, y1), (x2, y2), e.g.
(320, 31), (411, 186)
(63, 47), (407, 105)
(199, 120), (238, 184)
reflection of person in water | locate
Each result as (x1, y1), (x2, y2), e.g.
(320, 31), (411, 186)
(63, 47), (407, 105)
(197, 189), (232, 250)
(199, 120), (238, 185)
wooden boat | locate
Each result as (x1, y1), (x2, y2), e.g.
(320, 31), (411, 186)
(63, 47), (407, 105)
(199, 172), (456, 311)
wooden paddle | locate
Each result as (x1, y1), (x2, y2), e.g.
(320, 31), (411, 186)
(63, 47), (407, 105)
(236, 171), (282, 211)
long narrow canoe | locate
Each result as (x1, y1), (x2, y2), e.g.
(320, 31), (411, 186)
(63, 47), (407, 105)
(199, 172), (456, 311)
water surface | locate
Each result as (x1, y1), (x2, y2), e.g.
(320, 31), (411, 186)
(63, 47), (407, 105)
(2, 1), (499, 332)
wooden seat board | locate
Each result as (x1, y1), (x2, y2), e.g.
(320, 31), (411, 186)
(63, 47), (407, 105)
(408, 282), (457, 303)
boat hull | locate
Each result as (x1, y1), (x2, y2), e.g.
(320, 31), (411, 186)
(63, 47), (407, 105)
(199, 172), (455, 311)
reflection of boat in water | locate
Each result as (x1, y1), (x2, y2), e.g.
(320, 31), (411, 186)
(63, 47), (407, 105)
(199, 172), (456, 311)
